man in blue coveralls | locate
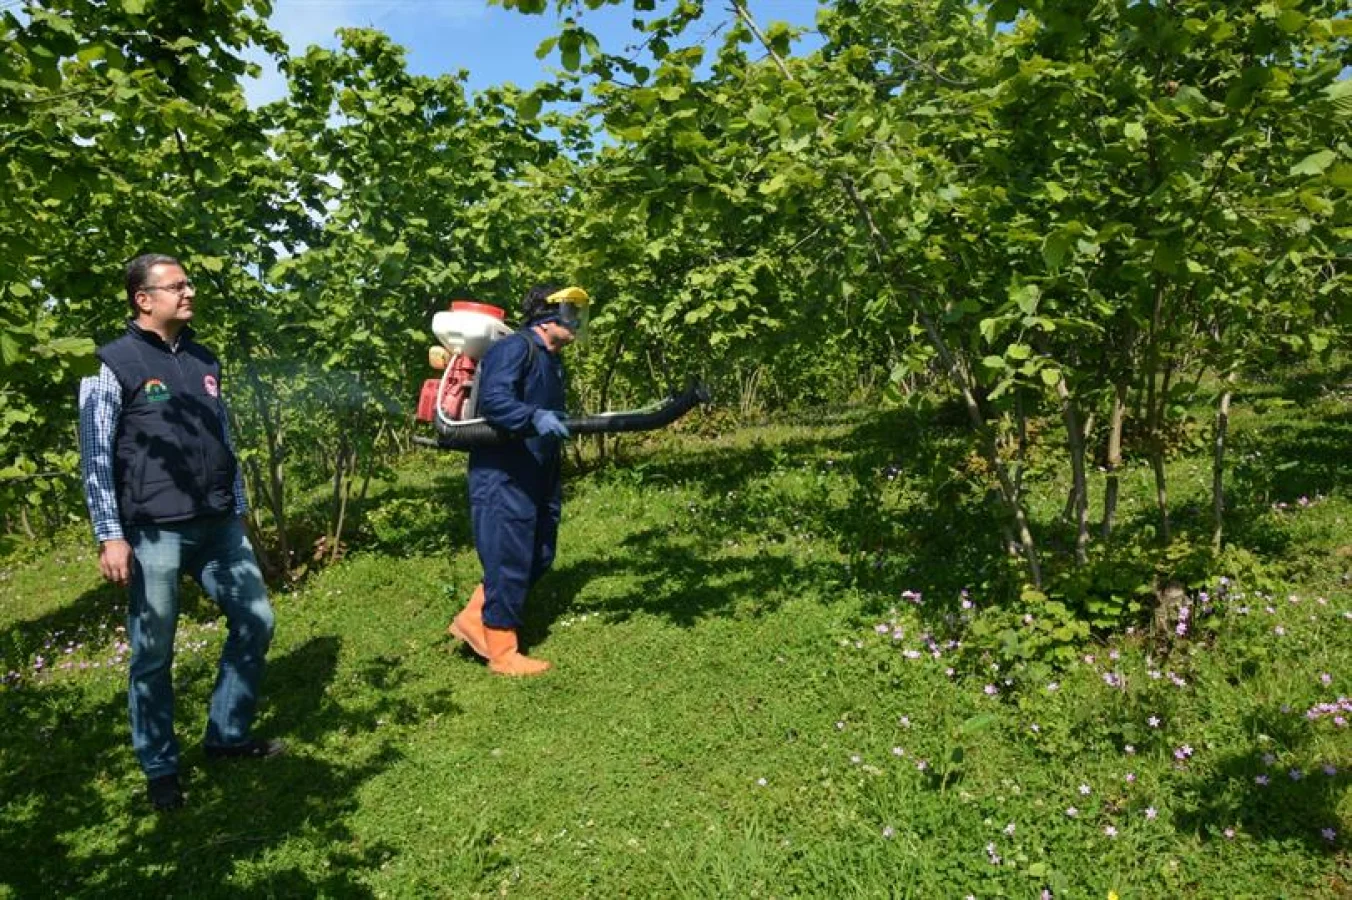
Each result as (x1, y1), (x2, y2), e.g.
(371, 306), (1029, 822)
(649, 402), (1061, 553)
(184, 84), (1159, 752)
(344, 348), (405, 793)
(446, 284), (587, 676)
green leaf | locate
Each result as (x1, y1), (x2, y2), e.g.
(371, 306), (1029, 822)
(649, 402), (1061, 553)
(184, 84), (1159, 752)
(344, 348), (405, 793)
(0, 333), (20, 367)
(1324, 78), (1352, 119)
(1010, 284), (1040, 315)
(1152, 241), (1183, 275)
(1007, 343), (1032, 361)
(989, 0), (1020, 24)
(960, 713), (997, 735)
(1298, 191), (1334, 216)
(517, 91), (543, 121)
(1040, 367), (1062, 387)
(559, 32), (581, 72)
(1275, 9), (1305, 32)
(122, 0), (146, 13)
(43, 336), (95, 358)
(1289, 149), (1336, 177)
(1042, 230), (1071, 271)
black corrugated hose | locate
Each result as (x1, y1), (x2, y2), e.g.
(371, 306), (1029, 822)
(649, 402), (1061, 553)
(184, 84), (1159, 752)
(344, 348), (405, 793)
(414, 381), (710, 451)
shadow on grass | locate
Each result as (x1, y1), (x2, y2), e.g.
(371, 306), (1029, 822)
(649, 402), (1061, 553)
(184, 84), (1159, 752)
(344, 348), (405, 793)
(0, 579), (214, 676)
(517, 407), (1017, 639)
(349, 473), (473, 558)
(1174, 707), (1348, 853)
(0, 635), (418, 898)
(1245, 358), (1352, 405)
(1229, 408), (1352, 509)
(523, 528), (849, 639)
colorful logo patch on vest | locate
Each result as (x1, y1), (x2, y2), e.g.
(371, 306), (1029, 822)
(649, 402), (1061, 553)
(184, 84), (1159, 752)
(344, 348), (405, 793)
(143, 378), (171, 403)
(203, 374), (219, 398)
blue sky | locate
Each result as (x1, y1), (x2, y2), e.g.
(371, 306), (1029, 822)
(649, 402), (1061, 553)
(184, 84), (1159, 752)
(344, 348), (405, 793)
(243, 0), (825, 106)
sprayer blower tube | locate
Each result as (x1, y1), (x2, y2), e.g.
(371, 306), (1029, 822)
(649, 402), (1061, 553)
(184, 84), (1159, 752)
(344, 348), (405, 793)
(415, 381), (710, 451)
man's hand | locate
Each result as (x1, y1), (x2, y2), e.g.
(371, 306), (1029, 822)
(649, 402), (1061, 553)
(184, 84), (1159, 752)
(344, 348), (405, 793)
(531, 409), (570, 439)
(99, 539), (133, 587)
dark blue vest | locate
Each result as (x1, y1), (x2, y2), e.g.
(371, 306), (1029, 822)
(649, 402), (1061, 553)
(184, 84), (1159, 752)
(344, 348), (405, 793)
(97, 322), (237, 526)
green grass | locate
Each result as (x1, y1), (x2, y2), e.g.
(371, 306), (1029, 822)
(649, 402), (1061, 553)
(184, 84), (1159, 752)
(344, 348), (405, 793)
(2, 366), (1351, 898)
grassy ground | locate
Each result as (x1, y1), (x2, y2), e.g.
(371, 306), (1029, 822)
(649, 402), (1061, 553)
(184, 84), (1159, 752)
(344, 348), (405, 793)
(2, 365), (1350, 898)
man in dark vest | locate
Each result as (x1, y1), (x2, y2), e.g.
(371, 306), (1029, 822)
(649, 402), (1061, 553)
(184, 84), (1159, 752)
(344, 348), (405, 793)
(78, 253), (282, 812)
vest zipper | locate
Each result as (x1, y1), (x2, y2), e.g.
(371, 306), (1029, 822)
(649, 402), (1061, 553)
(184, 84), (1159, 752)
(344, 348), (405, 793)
(171, 347), (210, 494)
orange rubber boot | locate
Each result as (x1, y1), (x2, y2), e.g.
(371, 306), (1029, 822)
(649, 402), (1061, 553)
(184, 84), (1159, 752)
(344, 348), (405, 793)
(484, 626), (551, 676)
(447, 584), (489, 659)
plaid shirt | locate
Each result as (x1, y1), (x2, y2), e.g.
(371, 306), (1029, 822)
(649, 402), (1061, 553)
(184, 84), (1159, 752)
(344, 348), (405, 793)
(78, 362), (249, 543)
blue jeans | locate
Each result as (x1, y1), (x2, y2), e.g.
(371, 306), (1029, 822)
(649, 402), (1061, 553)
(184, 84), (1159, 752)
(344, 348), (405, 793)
(126, 516), (275, 779)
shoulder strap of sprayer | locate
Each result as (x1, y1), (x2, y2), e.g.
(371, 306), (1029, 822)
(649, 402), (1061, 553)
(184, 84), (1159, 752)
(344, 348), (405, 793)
(514, 330), (539, 390)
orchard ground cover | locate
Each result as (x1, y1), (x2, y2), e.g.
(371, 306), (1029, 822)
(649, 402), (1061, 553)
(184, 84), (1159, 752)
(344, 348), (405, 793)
(1, 365), (1350, 898)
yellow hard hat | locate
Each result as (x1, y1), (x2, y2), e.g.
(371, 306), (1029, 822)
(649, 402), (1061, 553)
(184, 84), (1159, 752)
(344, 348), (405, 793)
(546, 286), (590, 306)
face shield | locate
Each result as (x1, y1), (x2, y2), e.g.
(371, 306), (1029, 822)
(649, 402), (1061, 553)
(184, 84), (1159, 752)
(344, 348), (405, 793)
(546, 286), (590, 341)
(556, 299), (589, 333)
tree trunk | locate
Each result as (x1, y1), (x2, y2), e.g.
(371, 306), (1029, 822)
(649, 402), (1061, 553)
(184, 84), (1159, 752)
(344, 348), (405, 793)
(1145, 278), (1171, 543)
(329, 442), (352, 565)
(1101, 381), (1128, 539)
(1149, 442), (1170, 543)
(594, 323), (631, 465)
(1014, 391), (1028, 505)
(328, 427), (348, 560)
(1212, 371), (1237, 552)
(1055, 377), (1090, 565)
(334, 454), (355, 565)
(1062, 412), (1094, 521)
(1154, 358), (1176, 543)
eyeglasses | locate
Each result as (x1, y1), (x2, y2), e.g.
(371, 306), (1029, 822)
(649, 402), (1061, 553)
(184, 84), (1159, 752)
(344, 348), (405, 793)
(142, 280), (194, 295)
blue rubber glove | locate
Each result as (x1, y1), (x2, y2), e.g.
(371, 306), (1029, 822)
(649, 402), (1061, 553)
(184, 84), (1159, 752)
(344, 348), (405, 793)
(531, 408), (570, 439)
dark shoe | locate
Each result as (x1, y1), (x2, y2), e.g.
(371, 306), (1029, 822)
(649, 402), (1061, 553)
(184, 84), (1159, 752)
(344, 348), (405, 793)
(204, 737), (286, 761)
(147, 773), (184, 811)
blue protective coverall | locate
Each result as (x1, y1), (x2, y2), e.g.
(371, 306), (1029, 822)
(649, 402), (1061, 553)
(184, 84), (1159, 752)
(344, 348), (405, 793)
(468, 328), (566, 629)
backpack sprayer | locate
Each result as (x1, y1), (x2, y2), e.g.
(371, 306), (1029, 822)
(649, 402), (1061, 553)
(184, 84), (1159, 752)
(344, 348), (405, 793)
(413, 288), (708, 451)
